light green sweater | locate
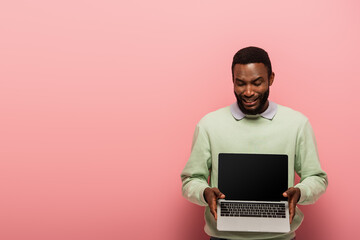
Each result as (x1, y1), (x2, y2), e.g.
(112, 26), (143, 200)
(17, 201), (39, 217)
(181, 103), (328, 240)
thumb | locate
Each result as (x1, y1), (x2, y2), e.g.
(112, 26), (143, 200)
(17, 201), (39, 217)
(283, 187), (297, 198)
(213, 188), (225, 199)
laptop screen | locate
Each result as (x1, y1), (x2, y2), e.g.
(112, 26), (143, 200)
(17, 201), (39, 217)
(218, 153), (288, 201)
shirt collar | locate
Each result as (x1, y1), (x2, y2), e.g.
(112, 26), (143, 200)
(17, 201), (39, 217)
(230, 101), (278, 120)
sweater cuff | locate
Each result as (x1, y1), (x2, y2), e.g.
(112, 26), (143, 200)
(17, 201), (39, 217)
(199, 185), (209, 206)
(294, 183), (307, 204)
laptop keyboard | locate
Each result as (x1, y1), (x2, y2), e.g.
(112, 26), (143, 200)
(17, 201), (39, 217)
(220, 202), (286, 218)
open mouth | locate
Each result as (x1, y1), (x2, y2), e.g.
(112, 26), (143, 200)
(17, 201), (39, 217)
(242, 98), (259, 106)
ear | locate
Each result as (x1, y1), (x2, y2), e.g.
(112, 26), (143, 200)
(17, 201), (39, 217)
(269, 72), (275, 86)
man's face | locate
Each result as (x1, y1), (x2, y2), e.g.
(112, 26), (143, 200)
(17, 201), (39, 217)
(233, 63), (274, 115)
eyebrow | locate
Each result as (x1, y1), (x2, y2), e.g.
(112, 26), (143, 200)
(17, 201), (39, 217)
(235, 77), (263, 82)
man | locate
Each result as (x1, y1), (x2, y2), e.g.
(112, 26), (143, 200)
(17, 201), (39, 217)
(181, 47), (328, 240)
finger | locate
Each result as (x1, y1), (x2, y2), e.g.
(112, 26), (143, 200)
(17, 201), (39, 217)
(289, 203), (295, 224)
(210, 206), (216, 219)
(217, 193), (225, 199)
(209, 198), (218, 220)
(286, 196), (294, 224)
(283, 188), (298, 224)
(213, 188), (226, 199)
(283, 187), (296, 197)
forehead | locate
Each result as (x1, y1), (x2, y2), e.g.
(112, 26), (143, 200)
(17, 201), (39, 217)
(233, 63), (268, 79)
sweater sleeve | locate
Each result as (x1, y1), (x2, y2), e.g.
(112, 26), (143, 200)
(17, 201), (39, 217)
(181, 124), (212, 206)
(294, 119), (328, 205)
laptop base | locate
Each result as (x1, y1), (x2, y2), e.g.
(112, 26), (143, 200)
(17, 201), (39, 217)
(217, 200), (290, 233)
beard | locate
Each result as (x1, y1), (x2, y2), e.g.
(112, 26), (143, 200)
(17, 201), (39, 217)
(234, 88), (270, 115)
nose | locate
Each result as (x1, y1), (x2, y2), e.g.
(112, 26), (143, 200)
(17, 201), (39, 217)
(243, 85), (254, 97)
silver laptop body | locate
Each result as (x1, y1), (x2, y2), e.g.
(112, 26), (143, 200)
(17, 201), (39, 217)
(217, 153), (290, 233)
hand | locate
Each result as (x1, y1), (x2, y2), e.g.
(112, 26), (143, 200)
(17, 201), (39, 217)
(282, 187), (301, 224)
(203, 187), (225, 220)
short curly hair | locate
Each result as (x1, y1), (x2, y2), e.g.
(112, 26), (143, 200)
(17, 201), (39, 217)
(231, 46), (272, 79)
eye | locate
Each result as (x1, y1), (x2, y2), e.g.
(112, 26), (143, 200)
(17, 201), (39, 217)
(253, 79), (264, 86)
(236, 80), (245, 86)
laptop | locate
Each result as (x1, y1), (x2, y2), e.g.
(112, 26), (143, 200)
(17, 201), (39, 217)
(217, 153), (290, 233)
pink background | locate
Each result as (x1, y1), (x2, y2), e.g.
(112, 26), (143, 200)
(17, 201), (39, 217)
(1, 0), (359, 239)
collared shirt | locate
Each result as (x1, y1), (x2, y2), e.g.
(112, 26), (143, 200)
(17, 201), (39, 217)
(230, 101), (278, 120)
